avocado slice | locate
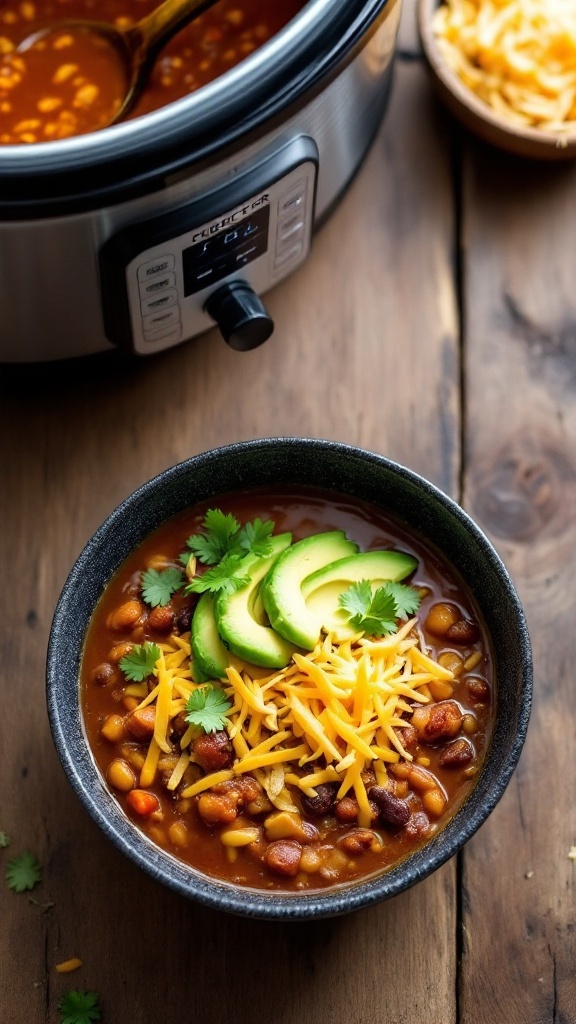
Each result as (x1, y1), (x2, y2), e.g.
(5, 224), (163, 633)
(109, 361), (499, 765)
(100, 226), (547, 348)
(302, 549), (418, 638)
(215, 533), (296, 668)
(191, 593), (230, 680)
(260, 531), (359, 650)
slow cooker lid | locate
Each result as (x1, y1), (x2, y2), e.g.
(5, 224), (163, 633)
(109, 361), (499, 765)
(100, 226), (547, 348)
(0, 0), (394, 213)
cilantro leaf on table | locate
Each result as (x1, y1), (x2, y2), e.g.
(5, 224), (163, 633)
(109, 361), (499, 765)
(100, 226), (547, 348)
(184, 553), (250, 596)
(185, 509), (242, 565)
(0, 830), (9, 848)
(119, 641), (161, 682)
(236, 517), (275, 558)
(58, 990), (102, 1024)
(185, 685), (232, 734)
(340, 580), (421, 638)
(141, 566), (184, 607)
(5, 851), (42, 892)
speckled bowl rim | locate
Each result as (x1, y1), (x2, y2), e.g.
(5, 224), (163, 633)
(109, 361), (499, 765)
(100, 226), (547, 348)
(418, 0), (576, 161)
(46, 437), (532, 920)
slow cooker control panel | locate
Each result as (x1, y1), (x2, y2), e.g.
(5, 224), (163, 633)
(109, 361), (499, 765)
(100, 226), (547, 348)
(99, 136), (318, 354)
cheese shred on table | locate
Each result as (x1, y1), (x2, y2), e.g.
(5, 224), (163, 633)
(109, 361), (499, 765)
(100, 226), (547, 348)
(433, 0), (576, 133)
(131, 620), (454, 829)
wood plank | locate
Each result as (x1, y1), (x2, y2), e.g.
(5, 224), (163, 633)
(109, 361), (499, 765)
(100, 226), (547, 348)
(460, 143), (576, 1021)
(0, 47), (460, 1024)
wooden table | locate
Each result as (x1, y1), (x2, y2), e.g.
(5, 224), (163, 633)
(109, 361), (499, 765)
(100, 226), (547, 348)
(2, 2), (575, 1020)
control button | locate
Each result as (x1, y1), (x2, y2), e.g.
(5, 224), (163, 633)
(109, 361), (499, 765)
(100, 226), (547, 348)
(137, 254), (176, 281)
(140, 288), (178, 316)
(143, 323), (182, 344)
(274, 241), (304, 270)
(205, 280), (274, 351)
(278, 180), (307, 216)
(277, 215), (305, 242)
(142, 306), (180, 331)
(139, 272), (175, 299)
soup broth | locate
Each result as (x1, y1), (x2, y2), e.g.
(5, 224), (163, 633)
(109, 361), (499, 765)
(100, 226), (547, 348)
(0, 0), (305, 142)
(81, 487), (494, 892)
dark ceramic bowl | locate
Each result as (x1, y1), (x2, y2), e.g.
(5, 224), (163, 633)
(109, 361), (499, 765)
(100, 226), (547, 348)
(46, 438), (532, 919)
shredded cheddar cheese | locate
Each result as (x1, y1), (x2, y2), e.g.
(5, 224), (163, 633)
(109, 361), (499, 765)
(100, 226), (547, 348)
(433, 0), (576, 136)
(130, 621), (454, 829)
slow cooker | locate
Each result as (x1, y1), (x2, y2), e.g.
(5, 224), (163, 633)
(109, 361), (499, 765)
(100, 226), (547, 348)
(0, 0), (401, 361)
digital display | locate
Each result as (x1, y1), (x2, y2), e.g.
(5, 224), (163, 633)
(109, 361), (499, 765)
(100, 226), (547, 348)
(182, 205), (270, 297)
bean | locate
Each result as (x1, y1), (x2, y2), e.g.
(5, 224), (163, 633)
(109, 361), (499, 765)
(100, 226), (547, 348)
(168, 820), (190, 849)
(438, 738), (474, 768)
(197, 792), (237, 826)
(369, 786), (411, 827)
(107, 600), (144, 632)
(107, 758), (136, 792)
(264, 840), (302, 877)
(299, 783), (337, 817)
(147, 605), (175, 632)
(125, 705), (156, 740)
(100, 714), (125, 743)
(446, 618), (480, 644)
(466, 676), (490, 702)
(340, 829), (377, 855)
(424, 602), (460, 637)
(334, 796), (360, 824)
(438, 651), (464, 676)
(91, 662), (117, 686)
(422, 788), (447, 817)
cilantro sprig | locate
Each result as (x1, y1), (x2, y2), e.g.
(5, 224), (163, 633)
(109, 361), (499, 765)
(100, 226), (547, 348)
(0, 830), (9, 849)
(5, 851), (42, 893)
(340, 580), (421, 638)
(58, 991), (102, 1024)
(182, 510), (275, 567)
(184, 552), (250, 597)
(119, 641), (161, 682)
(141, 566), (184, 607)
(180, 511), (276, 597)
(185, 685), (232, 734)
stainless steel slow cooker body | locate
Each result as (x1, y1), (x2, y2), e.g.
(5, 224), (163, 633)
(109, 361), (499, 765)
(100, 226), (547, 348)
(0, 0), (402, 361)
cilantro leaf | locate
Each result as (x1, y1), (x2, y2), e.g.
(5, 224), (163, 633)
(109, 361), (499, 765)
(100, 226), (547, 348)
(5, 851), (41, 892)
(0, 830), (9, 848)
(184, 553), (250, 596)
(141, 566), (184, 607)
(237, 518), (275, 558)
(119, 641), (160, 682)
(185, 509), (241, 565)
(185, 685), (232, 734)
(339, 580), (421, 638)
(384, 581), (422, 619)
(58, 990), (102, 1024)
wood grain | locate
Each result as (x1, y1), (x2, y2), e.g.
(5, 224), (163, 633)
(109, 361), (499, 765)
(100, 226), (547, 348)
(0, 36), (463, 1024)
(460, 146), (576, 1021)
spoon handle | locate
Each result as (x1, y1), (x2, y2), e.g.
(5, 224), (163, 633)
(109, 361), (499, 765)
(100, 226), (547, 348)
(128, 0), (221, 65)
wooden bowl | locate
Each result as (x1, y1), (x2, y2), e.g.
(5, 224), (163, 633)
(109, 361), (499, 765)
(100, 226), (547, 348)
(417, 0), (576, 161)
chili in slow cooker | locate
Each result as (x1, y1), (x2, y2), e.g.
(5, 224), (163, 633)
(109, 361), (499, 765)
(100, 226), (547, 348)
(0, 0), (305, 143)
(80, 488), (494, 893)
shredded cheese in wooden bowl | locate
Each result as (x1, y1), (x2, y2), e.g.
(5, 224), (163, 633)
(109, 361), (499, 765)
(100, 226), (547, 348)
(419, 0), (576, 158)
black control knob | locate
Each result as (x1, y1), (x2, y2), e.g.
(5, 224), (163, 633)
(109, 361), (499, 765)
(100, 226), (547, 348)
(205, 281), (274, 351)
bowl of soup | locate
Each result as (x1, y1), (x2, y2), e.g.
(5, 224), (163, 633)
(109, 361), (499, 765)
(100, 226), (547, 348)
(46, 438), (532, 919)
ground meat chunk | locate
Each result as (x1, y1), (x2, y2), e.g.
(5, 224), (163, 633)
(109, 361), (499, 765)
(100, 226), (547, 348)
(192, 730), (234, 772)
(411, 700), (463, 743)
